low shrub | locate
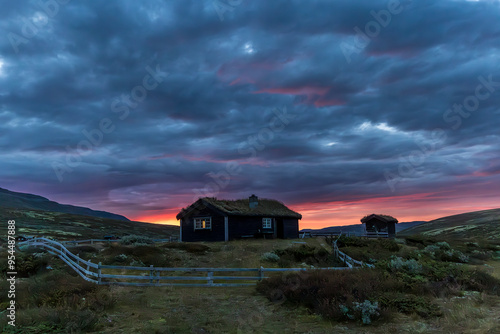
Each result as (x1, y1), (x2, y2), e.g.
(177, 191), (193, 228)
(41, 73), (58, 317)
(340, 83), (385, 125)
(120, 235), (154, 245)
(421, 260), (500, 297)
(441, 250), (469, 263)
(388, 256), (422, 274)
(335, 236), (369, 248)
(9, 269), (116, 311)
(339, 300), (381, 324)
(469, 250), (492, 261)
(435, 241), (451, 250)
(465, 242), (480, 248)
(257, 268), (403, 323)
(260, 252), (280, 262)
(0, 252), (50, 278)
(102, 244), (161, 257)
(102, 244), (170, 266)
(379, 294), (442, 318)
(423, 243), (469, 263)
(457, 269), (500, 295)
(405, 235), (436, 247)
(494, 251), (500, 260)
(273, 245), (334, 267)
(1, 307), (100, 333)
(352, 300), (380, 324)
(162, 242), (211, 253)
(379, 239), (401, 252)
(114, 254), (128, 263)
(258, 247), (500, 324)
(73, 245), (98, 253)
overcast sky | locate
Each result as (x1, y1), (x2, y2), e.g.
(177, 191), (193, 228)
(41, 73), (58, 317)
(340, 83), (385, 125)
(1, 0), (499, 227)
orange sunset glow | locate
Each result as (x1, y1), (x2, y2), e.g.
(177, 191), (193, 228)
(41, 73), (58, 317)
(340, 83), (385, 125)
(130, 190), (500, 230)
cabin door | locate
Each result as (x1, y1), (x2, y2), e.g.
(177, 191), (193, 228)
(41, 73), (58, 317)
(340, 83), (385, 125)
(276, 218), (284, 238)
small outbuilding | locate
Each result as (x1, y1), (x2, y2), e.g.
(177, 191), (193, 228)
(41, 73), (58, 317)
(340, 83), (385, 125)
(176, 195), (302, 242)
(361, 214), (398, 238)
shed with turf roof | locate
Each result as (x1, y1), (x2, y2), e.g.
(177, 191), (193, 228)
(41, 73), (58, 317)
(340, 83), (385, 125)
(361, 214), (398, 238)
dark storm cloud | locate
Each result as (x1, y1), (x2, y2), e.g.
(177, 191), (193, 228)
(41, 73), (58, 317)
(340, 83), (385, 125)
(1, 0), (499, 218)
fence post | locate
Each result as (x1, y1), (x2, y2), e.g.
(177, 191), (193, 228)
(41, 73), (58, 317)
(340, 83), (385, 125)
(207, 271), (213, 286)
(98, 262), (102, 285)
(91, 239), (94, 245)
(259, 266), (264, 281)
(156, 270), (160, 285)
(87, 259), (91, 278)
(149, 265), (154, 284)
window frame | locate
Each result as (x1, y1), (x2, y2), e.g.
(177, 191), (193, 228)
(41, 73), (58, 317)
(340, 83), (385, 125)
(193, 217), (212, 230)
(262, 218), (272, 229)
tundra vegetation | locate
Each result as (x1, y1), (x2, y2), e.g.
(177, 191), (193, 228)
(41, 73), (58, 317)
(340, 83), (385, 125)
(1, 233), (500, 333)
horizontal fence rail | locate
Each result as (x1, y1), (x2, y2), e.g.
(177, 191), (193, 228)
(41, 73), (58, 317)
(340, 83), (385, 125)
(18, 237), (354, 287)
(300, 231), (357, 238)
(58, 237), (176, 246)
(363, 231), (389, 238)
(331, 236), (375, 269)
(301, 231), (391, 238)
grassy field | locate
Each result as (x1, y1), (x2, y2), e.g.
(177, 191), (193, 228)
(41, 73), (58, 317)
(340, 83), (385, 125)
(2, 207), (500, 333)
(1, 237), (347, 333)
(1, 234), (499, 333)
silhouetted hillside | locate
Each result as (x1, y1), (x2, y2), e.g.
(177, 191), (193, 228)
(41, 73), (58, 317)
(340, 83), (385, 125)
(0, 187), (129, 221)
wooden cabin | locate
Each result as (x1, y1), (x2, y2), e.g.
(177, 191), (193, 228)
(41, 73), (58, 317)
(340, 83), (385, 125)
(176, 195), (302, 242)
(361, 214), (398, 238)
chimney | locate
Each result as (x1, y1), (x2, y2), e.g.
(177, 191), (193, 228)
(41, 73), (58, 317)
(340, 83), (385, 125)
(249, 194), (258, 208)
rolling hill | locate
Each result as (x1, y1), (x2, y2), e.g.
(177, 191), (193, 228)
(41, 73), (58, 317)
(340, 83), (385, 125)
(0, 187), (129, 221)
(399, 208), (500, 240)
(0, 207), (178, 240)
(0, 187), (178, 240)
(301, 221), (426, 236)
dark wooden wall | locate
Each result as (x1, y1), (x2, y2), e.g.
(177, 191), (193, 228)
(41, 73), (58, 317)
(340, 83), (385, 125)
(181, 204), (300, 241)
(227, 216), (274, 240)
(181, 204), (225, 242)
(282, 218), (299, 239)
(365, 219), (387, 231)
(387, 222), (396, 237)
(364, 218), (397, 237)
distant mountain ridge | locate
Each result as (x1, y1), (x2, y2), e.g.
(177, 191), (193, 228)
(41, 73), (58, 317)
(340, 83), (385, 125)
(399, 208), (500, 240)
(301, 221), (426, 235)
(0, 187), (129, 221)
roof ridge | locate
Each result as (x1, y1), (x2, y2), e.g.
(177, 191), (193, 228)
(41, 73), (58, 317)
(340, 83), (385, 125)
(177, 196), (301, 220)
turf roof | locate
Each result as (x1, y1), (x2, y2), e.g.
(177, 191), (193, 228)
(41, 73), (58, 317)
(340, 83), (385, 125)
(361, 214), (398, 224)
(177, 197), (302, 219)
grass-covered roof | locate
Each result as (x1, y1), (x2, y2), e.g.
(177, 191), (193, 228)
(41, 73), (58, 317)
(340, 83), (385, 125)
(360, 213), (398, 224)
(177, 197), (302, 219)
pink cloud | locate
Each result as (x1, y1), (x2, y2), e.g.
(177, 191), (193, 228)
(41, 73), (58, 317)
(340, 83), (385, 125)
(253, 86), (345, 107)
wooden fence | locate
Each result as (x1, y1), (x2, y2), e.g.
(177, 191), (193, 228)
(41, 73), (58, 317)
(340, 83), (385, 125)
(300, 231), (356, 238)
(18, 237), (352, 287)
(331, 236), (374, 268)
(363, 231), (389, 238)
(300, 231), (390, 238)
(59, 238), (175, 246)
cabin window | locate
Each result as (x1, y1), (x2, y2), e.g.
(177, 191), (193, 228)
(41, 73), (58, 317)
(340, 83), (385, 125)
(194, 217), (212, 230)
(262, 218), (272, 229)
